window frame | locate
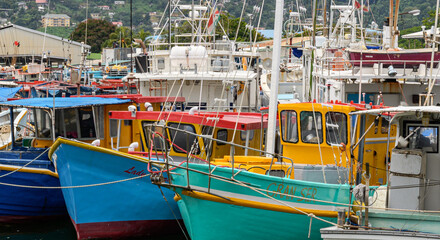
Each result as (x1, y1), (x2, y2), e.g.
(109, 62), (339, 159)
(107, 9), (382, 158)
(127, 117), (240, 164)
(280, 110), (299, 143)
(300, 111), (323, 144)
(405, 122), (439, 153)
(325, 111), (348, 146)
(167, 122), (200, 154)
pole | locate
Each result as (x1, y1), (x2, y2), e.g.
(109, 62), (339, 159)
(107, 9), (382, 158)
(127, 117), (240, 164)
(9, 107), (15, 149)
(266, 0), (284, 157)
(389, 0), (394, 48)
(323, 0), (328, 37)
(424, 0), (440, 106)
(130, 0), (133, 73)
(392, 0), (400, 48)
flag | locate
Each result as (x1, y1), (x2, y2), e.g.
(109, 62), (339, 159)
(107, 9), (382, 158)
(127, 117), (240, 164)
(355, 0), (369, 12)
(207, 8), (220, 35)
(362, 5), (369, 12)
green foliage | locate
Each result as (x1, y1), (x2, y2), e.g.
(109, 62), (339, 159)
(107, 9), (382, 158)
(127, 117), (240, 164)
(102, 26), (132, 49)
(217, 13), (266, 42)
(71, 19), (116, 53)
(9, 2), (41, 30)
(36, 27), (74, 39)
(87, 53), (102, 60)
(398, 26), (425, 49)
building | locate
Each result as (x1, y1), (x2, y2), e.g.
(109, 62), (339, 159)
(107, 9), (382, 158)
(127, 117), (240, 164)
(35, 0), (48, 9)
(114, 1), (125, 5)
(112, 21), (123, 27)
(0, 24), (90, 66)
(90, 13), (101, 20)
(98, 5), (110, 10)
(17, 2), (28, 10)
(41, 14), (71, 27)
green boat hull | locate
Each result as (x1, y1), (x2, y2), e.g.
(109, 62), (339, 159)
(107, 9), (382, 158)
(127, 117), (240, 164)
(166, 163), (361, 240)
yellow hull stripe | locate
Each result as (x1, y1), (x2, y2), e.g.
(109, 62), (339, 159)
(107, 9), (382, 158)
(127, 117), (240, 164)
(0, 164), (58, 178)
(180, 189), (337, 218)
(49, 138), (151, 164)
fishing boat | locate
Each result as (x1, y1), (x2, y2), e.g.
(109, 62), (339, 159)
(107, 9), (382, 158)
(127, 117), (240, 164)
(49, 109), (267, 239)
(0, 107), (29, 150)
(321, 105), (440, 239)
(134, 0), (261, 111)
(149, 99), (396, 239)
(0, 95), (171, 222)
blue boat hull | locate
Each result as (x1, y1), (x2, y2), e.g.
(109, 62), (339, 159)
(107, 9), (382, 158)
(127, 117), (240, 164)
(51, 139), (182, 239)
(0, 149), (67, 221)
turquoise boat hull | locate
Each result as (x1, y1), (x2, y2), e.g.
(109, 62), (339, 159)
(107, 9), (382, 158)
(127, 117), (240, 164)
(166, 163), (355, 240)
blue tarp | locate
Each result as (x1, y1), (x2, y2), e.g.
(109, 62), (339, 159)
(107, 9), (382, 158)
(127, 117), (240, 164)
(0, 86), (23, 102)
(0, 97), (131, 109)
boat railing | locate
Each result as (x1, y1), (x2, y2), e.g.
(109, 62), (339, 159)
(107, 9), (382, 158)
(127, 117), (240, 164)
(148, 124), (295, 189)
(315, 56), (440, 80)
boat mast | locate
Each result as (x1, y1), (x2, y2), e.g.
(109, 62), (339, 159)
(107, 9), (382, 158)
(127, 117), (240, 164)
(389, 0), (394, 48)
(266, 0), (284, 156)
(391, 0), (400, 49)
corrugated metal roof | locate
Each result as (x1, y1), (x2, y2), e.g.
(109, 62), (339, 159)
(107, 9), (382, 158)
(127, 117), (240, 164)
(0, 24), (90, 49)
(0, 97), (130, 109)
(42, 14), (70, 19)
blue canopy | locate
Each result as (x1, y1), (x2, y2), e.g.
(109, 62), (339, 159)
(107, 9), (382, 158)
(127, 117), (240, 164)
(0, 86), (23, 102)
(0, 97), (131, 109)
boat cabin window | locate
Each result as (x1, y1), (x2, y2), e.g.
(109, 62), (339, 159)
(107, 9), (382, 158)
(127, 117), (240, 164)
(142, 121), (169, 151)
(167, 123), (200, 155)
(240, 130), (254, 141)
(381, 118), (390, 134)
(280, 110), (298, 143)
(216, 129), (228, 145)
(300, 111), (323, 144)
(325, 112), (347, 145)
(60, 109), (78, 138)
(79, 108), (96, 139)
(110, 119), (118, 138)
(202, 126), (214, 156)
(35, 109), (52, 139)
(36, 107), (101, 140)
(406, 125), (438, 153)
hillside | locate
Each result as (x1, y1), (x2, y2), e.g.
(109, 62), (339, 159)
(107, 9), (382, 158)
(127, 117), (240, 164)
(0, 0), (436, 37)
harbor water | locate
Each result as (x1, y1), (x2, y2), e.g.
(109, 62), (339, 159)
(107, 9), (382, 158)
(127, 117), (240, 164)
(0, 217), (187, 240)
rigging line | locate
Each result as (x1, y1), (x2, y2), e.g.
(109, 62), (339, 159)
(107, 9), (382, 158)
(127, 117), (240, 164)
(157, 186), (190, 240)
(230, 0), (265, 141)
(40, 0), (51, 80)
(232, 177), (338, 227)
(85, 0), (89, 46)
(234, 0), (247, 41)
(168, 162), (440, 214)
(312, 101), (327, 183)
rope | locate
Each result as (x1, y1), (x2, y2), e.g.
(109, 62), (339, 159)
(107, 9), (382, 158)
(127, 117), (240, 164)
(231, 177), (338, 226)
(0, 173), (148, 189)
(162, 162), (440, 214)
(157, 186), (189, 240)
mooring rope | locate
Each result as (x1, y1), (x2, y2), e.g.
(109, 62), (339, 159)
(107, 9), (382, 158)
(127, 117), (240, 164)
(0, 174), (149, 189)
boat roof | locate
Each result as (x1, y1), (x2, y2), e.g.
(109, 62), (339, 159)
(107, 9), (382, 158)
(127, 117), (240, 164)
(109, 111), (268, 131)
(73, 94), (186, 103)
(350, 106), (440, 115)
(1, 97), (130, 109)
(0, 86), (22, 102)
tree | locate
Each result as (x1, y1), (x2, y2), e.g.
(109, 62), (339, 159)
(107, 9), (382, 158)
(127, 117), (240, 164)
(71, 19), (116, 53)
(101, 26), (132, 49)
